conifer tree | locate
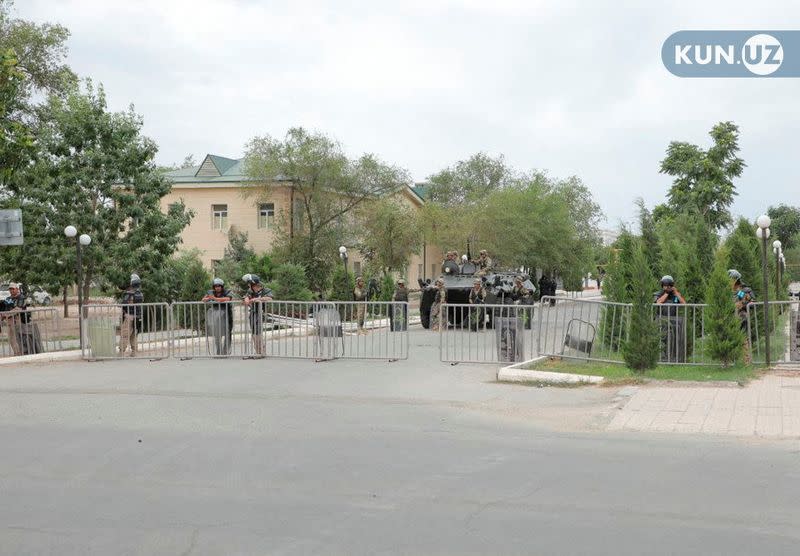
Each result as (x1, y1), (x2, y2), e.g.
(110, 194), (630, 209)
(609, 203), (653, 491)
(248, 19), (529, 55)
(705, 248), (744, 366)
(622, 241), (660, 372)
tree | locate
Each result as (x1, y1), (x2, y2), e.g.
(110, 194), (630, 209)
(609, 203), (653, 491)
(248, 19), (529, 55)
(622, 241), (661, 372)
(660, 121), (745, 230)
(0, 49), (34, 184)
(724, 217), (761, 299)
(705, 248), (744, 366)
(426, 152), (513, 207)
(357, 198), (421, 277)
(243, 127), (409, 292)
(329, 265), (354, 302)
(1, 82), (193, 303)
(158, 154), (196, 173)
(767, 204), (800, 251)
(636, 198), (660, 282)
(266, 263), (313, 301)
(0, 0), (75, 101)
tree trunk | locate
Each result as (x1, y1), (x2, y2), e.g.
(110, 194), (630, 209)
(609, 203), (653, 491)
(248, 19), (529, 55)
(63, 286), (69, 318)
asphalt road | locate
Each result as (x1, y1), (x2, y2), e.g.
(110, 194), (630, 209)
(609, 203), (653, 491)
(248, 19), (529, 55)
(2, 339), (800, 555)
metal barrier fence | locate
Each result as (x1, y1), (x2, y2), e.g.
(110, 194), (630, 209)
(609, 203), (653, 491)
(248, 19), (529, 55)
(439, 303), (536, 363)
(537, 297), (712, 365)
(0, 306), (65, 357)
(82, 303), (172, 360)
(746, 300), (800, 365)
(259, 301), (409, 361)
(82, 301), (409, 361)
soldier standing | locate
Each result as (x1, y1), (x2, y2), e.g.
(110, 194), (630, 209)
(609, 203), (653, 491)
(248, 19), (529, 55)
(243, 274), (273, 356)
(119, 274), (144, 357)
(202, 278), (234, 355)
(429, 278), (447, 331)
(468, 278), (486, 330)
(353, 276), (367, 334)
(0, 283), (34, 355)
(391, 279), (409, 331)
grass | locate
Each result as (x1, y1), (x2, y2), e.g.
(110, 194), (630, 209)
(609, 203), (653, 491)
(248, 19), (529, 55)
(534, 358), (760, 385)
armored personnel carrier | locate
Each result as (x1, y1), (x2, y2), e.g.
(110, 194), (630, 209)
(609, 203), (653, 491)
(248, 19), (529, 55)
(418, 259), (535, 329)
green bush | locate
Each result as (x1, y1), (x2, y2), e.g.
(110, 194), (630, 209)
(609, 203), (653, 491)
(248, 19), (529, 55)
(622, 242), (660, 372)
(379, 274), (395, 302)
(267, 263), (314, 301)
(329, 265), (355, 301)
(705, 248), (744, 366)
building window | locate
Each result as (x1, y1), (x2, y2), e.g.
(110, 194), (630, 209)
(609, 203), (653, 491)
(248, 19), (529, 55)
(258, 203), (275, 229)
(211, 204), (228, 230)
(353, 262), (362, 276)
(431, 264), (438, 278)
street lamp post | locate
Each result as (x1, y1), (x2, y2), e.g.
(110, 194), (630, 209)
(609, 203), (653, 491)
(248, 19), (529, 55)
(64, 226), (92, 349)
(773, 240), (782, 302)
(756, 215), (771, 367)
(339, 245), (348, 274)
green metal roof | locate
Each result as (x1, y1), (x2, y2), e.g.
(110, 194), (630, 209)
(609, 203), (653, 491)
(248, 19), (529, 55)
(163, 154), (272, 183)
(411, 182), (430, 201)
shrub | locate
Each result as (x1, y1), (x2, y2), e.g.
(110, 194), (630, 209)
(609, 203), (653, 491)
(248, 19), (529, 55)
(705, 248), (744, 366)
(267, 263), (314, 301)
(329, 265), (355, 302)
(622, 241), (660, 372)
(379, 274), (395, 302)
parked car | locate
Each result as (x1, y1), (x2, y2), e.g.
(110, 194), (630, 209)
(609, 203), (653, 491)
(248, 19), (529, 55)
(28, 286), (53, 306)
(0, 284), (52, 305)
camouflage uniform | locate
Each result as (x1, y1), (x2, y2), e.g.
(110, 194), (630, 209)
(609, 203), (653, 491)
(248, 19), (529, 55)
(429, 280), (447, 331)
(468, 281), (486, 330)
(391, 281), (408, 331)
(354, 279), (367, 333)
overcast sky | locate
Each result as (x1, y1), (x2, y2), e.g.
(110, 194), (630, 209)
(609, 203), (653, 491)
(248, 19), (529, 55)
(16, 0), (800, 228)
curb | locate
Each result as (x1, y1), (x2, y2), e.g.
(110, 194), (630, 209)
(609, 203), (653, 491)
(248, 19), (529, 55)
(0, 350), (82, 366)
(497, 356), (604, 385)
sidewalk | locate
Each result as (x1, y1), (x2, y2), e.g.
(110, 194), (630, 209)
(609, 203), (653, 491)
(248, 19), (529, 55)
(607, 368), (800, 438)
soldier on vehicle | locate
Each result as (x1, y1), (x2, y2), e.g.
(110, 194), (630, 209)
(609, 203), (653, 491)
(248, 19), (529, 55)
(119, 274), (144, 357)
(353, 276), (367, 334)
(511, 276), (532, 302)
(242, 274), (273, 356)
(474, 250), (493, 275)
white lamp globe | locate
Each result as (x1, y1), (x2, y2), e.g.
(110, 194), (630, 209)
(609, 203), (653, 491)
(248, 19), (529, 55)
(338, 245), (347, 255)
(773, 240), (782, 250)
(756, 227), (771, 240)
(757, 214), (771, 229)
(64, 225), (77, 238)
(79, 234), (91, 246)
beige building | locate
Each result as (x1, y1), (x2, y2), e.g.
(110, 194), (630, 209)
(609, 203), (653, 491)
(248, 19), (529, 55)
(161, 154), (442, 286)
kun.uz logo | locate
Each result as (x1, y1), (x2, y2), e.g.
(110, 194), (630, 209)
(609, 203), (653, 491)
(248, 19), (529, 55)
(662, 31), (800, 77)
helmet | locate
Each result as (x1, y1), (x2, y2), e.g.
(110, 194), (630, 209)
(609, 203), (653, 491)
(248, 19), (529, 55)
(130, 273), (141, 286)
(212, 278), (224, 287)
(660, 275), (675, 286)
(242, 273), (261, 285)
(728, 269), (741, 281)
